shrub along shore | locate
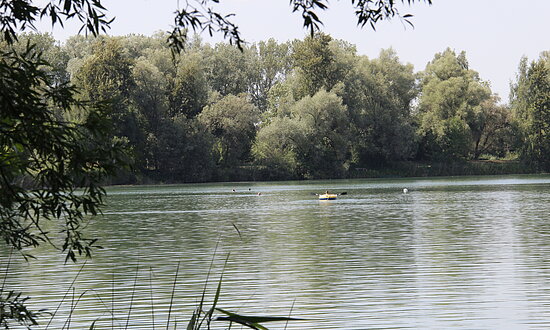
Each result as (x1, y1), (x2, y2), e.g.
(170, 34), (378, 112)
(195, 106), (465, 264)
(129, 160), (540, 185)
(7, 33), (549, 185)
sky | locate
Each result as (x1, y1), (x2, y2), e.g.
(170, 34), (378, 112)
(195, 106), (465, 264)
(36, 0), (550, 102)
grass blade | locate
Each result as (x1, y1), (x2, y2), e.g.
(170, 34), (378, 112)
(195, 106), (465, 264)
(215, 308), (269, 330)
(46, 261), (87, 329)
(124, 263), (140, 329)
(166, 261), (180, 330)
(200, 239), (220, 311)
(200, 253), (230, 328)
(231, 222), (242, 239)
(215, 308), (306, 330)
(112, 271), (115, 330)
(88, 320), (97, 329)
(186, 310), (198, 330)
(284, 299), (296, 330)
(149, 267), (156, 329)
(62, 289), (89, 330)
(1, 249), (13, 293)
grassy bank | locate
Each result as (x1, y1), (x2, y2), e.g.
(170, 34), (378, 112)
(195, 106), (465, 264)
(348, 160), (539, 179)
(245, 160), (541, 181)
(118, 160), (542, 185)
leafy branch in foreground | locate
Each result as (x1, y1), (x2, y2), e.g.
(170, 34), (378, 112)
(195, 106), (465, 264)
(0, 251), (44, 328)
(0, 0), (112, 44)
(168, 0), (432, 54)
(351, 0), (432, 30)
(168, 0), (244, 54)
(0, 42), (129, 262)
(290, 0), (433, 36)
(0, 290), (42, 328)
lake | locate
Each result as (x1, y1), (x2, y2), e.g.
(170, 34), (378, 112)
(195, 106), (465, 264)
(3, 175), (550, 329)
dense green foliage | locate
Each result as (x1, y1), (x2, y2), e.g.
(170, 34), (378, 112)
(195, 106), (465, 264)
(1, 0), (548, 328)
(3, 33), (544, 183)
(510, 52), (550, 170)
(417, 49), (493, 160)
(7, 32), (542, 183)
(0, 0), (442, 278)
(0, 40), (128, 328)
(0, 0), (438, 261)
(0, 40), (128, 260)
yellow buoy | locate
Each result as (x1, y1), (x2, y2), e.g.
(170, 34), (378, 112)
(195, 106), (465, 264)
(319, 193), (337, 200)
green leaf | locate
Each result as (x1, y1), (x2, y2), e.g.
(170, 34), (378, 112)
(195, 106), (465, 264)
(215, 308), (306, 330)
(186, 311), (198, 330)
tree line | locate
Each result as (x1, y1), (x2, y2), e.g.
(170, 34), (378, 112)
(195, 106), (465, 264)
(6, 32), (550, 183)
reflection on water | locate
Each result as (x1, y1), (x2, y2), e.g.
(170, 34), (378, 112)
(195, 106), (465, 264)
(3, 175), (550, 329)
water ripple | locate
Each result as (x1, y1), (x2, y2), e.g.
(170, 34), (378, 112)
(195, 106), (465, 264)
(2, 175), (550, 329)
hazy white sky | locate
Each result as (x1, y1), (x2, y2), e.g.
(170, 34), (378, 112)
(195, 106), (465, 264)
(38, 0), (550, 102)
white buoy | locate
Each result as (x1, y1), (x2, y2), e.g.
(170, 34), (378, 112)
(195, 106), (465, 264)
(403, 188), (409, 194)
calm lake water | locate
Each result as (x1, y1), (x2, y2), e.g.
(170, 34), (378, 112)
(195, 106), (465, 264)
(3, 175), (550, 329)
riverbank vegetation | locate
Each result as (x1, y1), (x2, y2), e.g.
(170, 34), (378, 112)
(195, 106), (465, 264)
(5, 32), (548, 183)
(2, 0), (550, 327)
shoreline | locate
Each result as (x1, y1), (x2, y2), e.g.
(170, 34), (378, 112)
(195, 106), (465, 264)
(105, 160), (544, 187)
